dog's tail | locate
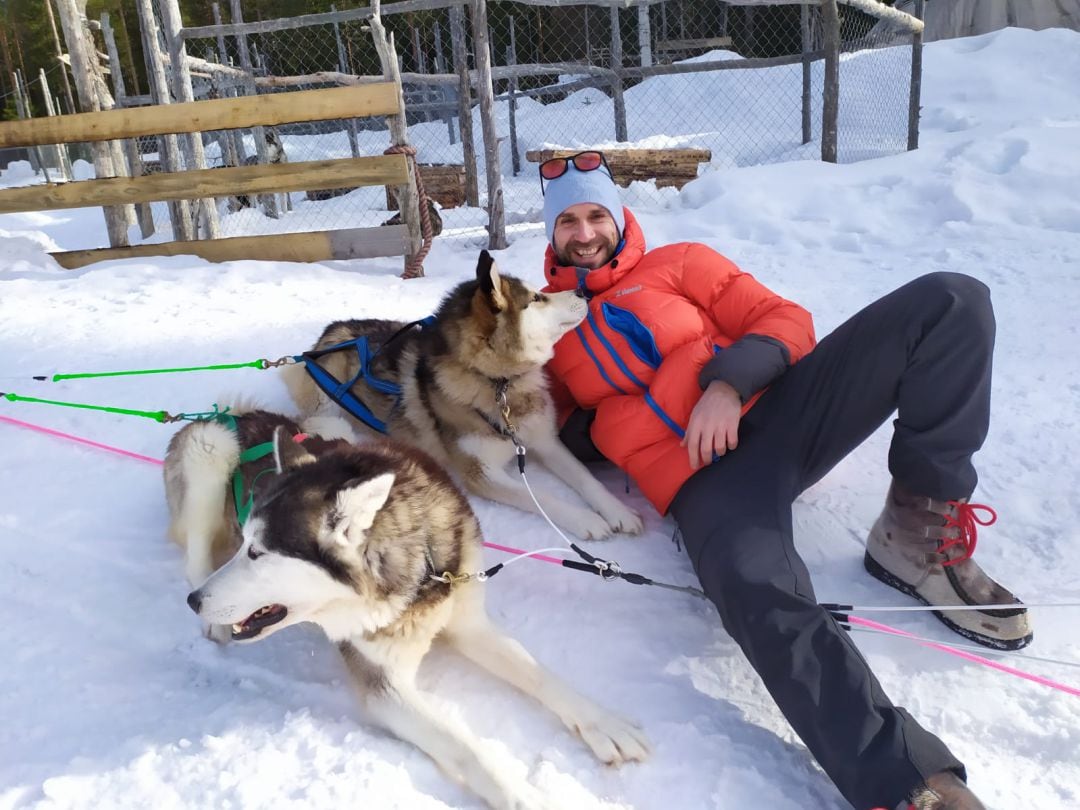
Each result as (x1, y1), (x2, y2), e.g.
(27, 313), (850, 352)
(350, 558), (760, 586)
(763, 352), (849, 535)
(163, 420), (242, 588)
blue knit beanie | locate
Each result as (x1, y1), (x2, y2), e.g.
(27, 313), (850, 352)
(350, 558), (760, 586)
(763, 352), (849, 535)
(542, 162), (625, 244)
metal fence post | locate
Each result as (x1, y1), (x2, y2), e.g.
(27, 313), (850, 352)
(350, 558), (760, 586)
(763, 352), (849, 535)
(800, 3), (812, 145)
(610, 5), (628, 142)
(821, 0), (839, 163)
(907, 0), (925, 151)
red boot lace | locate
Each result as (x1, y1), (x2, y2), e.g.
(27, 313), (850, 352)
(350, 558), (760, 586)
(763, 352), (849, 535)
(938, 501), (997, 566)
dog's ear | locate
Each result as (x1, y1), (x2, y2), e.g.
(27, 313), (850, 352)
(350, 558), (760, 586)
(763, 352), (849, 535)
(329, 473), (395, 547)
(476, 250), (507, 311)
(273, 426), (316, 473)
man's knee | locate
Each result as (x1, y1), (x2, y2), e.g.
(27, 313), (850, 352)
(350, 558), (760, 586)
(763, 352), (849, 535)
(916, 271), (992, 313)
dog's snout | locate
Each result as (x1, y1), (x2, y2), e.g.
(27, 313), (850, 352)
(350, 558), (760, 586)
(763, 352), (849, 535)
(573, 287), (586, 299)
(186, 590), (203, 614)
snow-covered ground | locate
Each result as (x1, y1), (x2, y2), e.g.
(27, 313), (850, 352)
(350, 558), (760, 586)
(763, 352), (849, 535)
(1, 26), (1078, 810)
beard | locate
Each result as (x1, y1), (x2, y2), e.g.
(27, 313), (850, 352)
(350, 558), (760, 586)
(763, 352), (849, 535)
(555, 234), (619, 269)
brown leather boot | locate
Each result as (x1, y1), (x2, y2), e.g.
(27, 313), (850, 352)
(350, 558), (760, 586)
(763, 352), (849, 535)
(865, 481), (1032, 650)
(898, 771), (987, 809)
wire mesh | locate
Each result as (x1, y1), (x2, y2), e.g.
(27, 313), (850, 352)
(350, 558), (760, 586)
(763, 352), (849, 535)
(111, 0), (917, 249)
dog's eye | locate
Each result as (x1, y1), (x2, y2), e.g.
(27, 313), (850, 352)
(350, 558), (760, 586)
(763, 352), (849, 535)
(247, 545), (263, 561)
(532, 293), (545, 303)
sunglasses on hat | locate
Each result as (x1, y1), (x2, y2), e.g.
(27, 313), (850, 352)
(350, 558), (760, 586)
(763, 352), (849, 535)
(538, 150), (612, 192)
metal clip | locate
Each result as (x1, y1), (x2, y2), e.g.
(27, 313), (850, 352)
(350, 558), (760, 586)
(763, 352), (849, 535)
(597, 559), (622, 581)
(260, 356), (298, 369)
(431, 571), (472, 587)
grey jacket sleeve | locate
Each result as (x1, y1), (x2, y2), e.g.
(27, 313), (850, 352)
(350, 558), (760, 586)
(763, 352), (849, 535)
(697, 333), (792, 402)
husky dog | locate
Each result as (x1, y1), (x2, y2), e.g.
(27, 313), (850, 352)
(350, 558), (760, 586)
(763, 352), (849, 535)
(282, 251), (644, 541)
(164, 409), (649, 810)
(235, 126), (287, 210)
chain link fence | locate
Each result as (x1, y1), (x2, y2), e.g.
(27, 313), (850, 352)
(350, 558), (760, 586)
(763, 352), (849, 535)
(123, 0), (917, 248)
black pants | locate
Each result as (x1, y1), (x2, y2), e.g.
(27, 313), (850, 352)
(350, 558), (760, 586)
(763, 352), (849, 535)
(669, 272), (994, 810)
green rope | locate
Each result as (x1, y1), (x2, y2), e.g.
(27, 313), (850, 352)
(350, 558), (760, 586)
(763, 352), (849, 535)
(45, 359), (268, 382)
(0, 394), (245, 426)
(2, 392), (170, 422)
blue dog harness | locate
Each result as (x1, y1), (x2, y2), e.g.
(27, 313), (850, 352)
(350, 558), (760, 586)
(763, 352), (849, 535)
(296, 317), (435, 435)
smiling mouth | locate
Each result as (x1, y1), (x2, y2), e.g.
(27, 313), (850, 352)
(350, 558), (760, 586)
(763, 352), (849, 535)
(231, 604), (288, 640)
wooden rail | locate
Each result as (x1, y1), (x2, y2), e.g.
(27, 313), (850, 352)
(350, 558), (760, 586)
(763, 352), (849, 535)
(0, 155), (408, 214)
(50, 225), (409, 269)
(0, 83), (400, 148)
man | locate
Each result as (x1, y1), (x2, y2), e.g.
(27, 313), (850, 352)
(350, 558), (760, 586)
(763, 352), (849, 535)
(538, 151), (1031, 810)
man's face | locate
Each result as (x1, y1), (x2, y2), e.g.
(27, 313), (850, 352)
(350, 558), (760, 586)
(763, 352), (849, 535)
(552, 203), (619, 270)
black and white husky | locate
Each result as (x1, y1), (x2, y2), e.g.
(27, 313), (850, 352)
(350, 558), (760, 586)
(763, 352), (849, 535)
(164, 409), (649, 810)
(283, 251), (644, 541)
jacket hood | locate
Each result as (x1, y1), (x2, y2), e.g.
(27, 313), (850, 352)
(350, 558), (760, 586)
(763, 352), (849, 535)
(543, 207), (646, 295)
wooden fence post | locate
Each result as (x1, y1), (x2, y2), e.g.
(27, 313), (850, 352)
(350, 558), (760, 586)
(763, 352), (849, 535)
(468, 0), (506, 249)
(135, 0), (194, 240)
(432, 20), (456, 146)
(229, 0), (280, 219)
(159, 0), (221, 239)
(637, 3), (652, 68)
(907, 0), (925, 151)
(449, 3), (479, 207)
(44, 0), (77, 114)
(507, 16), (520, 176)
(331, 4), (362, 159)
(821, 0), (839, 163)
(211, 2), (247, 168)
(102, 12), (154, 238)
(38, 68), (73, 180)
(369, 2), (424, 275)
(12, 71), (48, 179)
(53, 0), (131, 247)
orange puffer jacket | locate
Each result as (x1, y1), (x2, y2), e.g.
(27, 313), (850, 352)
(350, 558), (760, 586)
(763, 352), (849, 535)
(543, 209), (816, 514)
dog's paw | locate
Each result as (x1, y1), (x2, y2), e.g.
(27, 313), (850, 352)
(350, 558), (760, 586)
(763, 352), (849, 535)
(598, 500), (644, 536)
(562, 508), (617, 541)
(569, 709), (651, 767)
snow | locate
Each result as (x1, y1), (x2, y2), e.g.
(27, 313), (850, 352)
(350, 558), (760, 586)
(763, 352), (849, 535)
(2, 26), (1079, 810)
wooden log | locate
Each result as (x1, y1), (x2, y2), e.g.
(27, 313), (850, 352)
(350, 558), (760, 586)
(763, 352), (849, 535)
(0, 154), (409, 214)
(0, 83), (401, 149)
(384, 163), (466, 209)
(524, 147), (711, 189)
(50, 225), (409, 269)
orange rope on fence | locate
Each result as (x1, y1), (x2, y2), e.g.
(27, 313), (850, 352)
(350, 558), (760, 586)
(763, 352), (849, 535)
(384, 143), (434, 279)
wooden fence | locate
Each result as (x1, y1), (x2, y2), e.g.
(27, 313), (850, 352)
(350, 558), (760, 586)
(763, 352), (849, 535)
(0, 81), (414, 270)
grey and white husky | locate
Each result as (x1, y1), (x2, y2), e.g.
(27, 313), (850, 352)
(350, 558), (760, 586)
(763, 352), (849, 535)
(282, 251), (644, 541)
(164, 409), (649, 810)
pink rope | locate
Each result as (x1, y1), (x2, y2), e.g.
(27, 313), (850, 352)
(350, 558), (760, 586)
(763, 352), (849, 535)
(848, 615), (1080, 698)
(0, 414), (164, 466)
(0, 414), (557, 563)
(4, 412), (1078, 699)
(479, 540), (565, 565)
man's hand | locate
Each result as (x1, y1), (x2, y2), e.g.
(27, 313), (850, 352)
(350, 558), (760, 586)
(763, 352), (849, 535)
(681, 380), (742, 470)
